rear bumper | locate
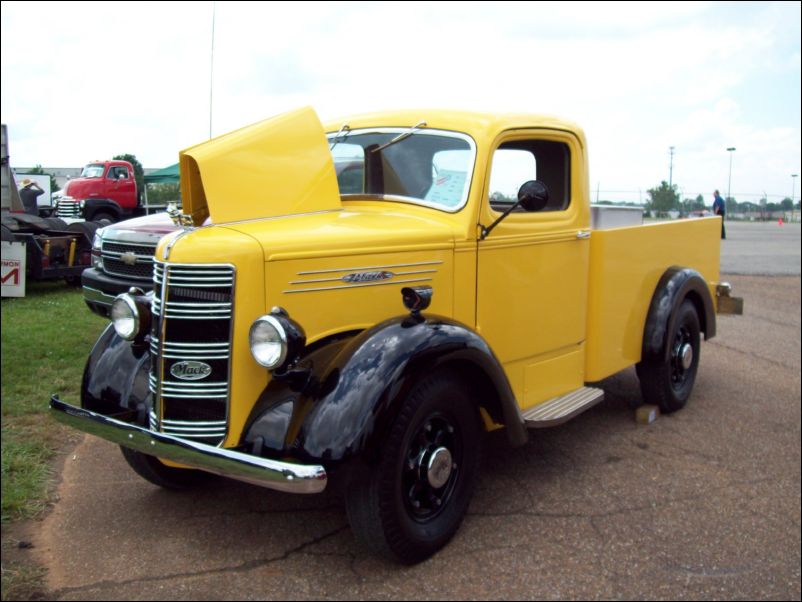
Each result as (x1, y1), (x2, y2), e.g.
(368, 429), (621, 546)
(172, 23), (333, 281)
(716, 282), (744, 315)
(50, 396), (327, 494)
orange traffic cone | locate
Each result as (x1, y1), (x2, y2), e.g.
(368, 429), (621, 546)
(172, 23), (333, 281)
(779, 218), (784, 226)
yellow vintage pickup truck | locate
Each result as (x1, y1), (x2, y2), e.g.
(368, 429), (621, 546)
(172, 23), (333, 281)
(51, 107), (741, 563)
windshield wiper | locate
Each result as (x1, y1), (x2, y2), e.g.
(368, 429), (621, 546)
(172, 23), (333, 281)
(371, 121), (427, 153)
(329, 123), (351, 151)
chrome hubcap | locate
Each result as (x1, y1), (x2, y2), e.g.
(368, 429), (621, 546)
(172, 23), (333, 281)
(426, 447), (453, 489)
(404, 414), (461, 520)
(680, 343), (694, 370)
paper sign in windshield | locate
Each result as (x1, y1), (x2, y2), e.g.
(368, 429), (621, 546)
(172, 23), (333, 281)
(425, 170), (467, 207)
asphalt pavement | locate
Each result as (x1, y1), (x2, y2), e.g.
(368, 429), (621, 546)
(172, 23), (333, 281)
(24, 223), (802, 600)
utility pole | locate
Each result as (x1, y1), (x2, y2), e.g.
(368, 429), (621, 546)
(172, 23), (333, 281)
(669, 146), (675, 189)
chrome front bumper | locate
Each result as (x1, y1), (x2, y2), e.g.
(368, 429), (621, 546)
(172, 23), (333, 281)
(50, 396), (327, 494)
(83, 285), (116, 309)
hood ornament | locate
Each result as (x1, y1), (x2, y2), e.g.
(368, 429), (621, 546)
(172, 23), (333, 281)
(167, 202), (194, 230)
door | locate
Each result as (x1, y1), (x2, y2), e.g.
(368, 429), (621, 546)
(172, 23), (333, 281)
(476, 131), (590, 409)
(106, 164), (136, 209)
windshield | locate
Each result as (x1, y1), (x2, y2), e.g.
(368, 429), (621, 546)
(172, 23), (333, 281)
(328, 128), (475, 212)
(80, 164), (105, 178)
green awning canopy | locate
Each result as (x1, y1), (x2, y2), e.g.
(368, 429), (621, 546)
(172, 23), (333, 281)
(144, 163), (179, 184)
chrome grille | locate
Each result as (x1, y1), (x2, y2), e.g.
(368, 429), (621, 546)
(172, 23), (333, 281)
(149, 261), (235, 445)
(101, 239), (157, 281)
(56, 200), (82, 218)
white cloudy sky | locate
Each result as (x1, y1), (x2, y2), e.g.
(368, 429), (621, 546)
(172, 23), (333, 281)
(2, 1), (800, 203)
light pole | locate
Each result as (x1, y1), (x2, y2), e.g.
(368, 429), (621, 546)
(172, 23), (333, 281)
(726, 147), (736, 202)
(726, 147), (736, 221)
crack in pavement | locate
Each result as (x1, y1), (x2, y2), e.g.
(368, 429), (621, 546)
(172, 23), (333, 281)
(48, 524), (350, 599)
(707, 340), (800, 371)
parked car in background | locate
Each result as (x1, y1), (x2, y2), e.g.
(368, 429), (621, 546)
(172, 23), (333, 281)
(82, 212), (178, 316)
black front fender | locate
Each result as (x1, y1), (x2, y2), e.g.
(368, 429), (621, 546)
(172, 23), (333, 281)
(243, 315), (527, 469)
(81, 323), (151, 423)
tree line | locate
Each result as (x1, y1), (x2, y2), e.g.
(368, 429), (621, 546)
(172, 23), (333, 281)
(646, 181), (798, 218)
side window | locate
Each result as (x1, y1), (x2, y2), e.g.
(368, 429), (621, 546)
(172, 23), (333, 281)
(332, 143), (365, 195)
(488, 140), (570, 213)
(107, 166), (129, 179)
(488, 149), (536, 209)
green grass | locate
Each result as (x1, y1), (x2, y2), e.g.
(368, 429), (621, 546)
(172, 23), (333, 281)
(1, 281), (108, 522)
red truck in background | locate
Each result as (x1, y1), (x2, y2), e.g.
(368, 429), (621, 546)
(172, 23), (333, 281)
(55, 160), (138, 223)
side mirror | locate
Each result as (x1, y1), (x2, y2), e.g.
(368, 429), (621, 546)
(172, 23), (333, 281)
(517, 180), (549, 212)
(481, 180), (550, 240)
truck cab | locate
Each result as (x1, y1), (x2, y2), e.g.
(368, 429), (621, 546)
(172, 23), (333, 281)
(51, 107), (741, 564)
(55, 160), (137, 222)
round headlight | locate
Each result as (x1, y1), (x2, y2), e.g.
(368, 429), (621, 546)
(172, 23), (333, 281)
(249, 315), (287, 369)
(111, 294), (139, 340)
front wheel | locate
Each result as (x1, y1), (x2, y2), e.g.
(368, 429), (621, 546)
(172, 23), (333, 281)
(637, 299), (701, 413)
(345, 370), (482, 564)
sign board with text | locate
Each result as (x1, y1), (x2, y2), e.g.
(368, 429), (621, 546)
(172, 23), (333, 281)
(1, 241), (26, 297)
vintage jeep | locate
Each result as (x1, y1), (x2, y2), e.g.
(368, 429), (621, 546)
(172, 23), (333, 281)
(51, 107), (741, 563)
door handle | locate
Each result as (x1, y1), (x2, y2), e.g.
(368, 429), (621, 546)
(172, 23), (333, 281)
(576, 230), (591, 239)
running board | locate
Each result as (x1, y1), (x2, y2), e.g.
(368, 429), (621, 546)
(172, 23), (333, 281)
(523, 386), (605, 428)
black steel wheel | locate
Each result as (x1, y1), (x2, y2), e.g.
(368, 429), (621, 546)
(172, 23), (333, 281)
(91, 211), (116, 224)
(345, 370), (481, 564)
(637, 299), (701, 413)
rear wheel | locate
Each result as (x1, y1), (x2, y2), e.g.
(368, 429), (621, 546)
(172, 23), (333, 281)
(91, 211), (117, 224)
(637, 299), (701, 413)
(120, 447), (213, 490)
(345, 370), (481, 564)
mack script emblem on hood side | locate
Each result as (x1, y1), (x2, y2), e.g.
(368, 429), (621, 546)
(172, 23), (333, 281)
(170, 361), (212, 381)
(342, 271), (394, 283)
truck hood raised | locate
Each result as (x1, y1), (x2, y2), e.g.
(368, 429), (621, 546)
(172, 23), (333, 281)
(179, 107), (341, 226)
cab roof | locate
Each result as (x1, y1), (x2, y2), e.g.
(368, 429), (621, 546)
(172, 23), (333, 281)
(322, 109), (586, 148)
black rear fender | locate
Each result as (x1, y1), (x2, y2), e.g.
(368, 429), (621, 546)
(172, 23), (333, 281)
(641, 267), (716, 364)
